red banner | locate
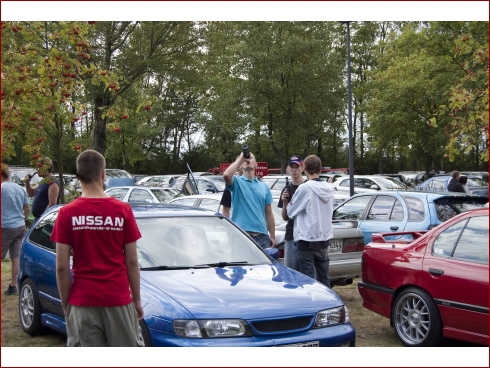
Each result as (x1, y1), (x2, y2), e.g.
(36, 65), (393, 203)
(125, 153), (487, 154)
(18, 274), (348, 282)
(219, 162), (268, 178)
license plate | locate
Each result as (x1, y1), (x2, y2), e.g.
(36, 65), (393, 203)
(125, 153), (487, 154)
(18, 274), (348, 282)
(278, 340), (320, 347)
(328, 239), (342, 252)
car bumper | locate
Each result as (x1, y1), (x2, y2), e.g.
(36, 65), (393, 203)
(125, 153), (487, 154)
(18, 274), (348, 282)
(148, 323), (356, 347)
(329, 258), (361, 283)
(357, 281), (394, 320)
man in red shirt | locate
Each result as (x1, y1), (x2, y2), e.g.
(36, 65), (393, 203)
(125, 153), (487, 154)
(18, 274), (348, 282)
(51, 150), (144, 347)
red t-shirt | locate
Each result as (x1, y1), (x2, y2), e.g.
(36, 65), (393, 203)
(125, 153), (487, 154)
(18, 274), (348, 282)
(51, 197), (141, 307)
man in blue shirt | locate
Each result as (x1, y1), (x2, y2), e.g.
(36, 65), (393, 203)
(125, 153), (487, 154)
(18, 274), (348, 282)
(2, 164), (31, 295)
(223, 151), (275, 249)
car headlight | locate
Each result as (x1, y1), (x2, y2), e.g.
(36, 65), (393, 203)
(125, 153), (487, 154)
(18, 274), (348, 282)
(314, 306), (349, 328)
(174, 319), (253, 338)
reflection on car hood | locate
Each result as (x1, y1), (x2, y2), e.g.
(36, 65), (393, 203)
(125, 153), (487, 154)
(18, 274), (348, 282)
(142, 264), (341, 319)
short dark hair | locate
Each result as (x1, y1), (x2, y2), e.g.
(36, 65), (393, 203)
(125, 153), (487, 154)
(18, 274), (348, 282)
(76, 150), (105, 184)
(459, 175), (468, 185)
(303, 155), (321, 175)
(451, 170), (460, 179)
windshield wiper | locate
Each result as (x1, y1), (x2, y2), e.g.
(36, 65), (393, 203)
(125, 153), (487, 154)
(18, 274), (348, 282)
(140, 265), (210, 271)
(195, 261), (248, 268)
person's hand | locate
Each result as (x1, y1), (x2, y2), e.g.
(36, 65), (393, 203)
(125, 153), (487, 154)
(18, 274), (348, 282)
(269, 237), (276, 248)
(133, 301), (144, 320)
(281, 190), (290, 203)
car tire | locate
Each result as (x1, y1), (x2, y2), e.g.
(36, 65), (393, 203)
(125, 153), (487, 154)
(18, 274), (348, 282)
(19, 278), (45, 336)
(392, 287), (443, 347)
(139, 320), (153, 347)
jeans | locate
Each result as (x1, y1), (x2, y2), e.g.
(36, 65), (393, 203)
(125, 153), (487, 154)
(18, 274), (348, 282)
(251, 234), (271, 250)
(297, 248), (330, 288)
(284, 239), (299, 271)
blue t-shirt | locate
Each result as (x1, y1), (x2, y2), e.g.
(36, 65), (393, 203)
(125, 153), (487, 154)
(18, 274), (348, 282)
(227, 176), (272, 235)
(1, 181), (29, 228)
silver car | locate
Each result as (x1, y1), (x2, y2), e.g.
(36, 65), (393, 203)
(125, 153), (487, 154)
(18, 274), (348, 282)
(333, 174), (409, 194)
(169, 193), (365, 286)
(105, 186), (183, 204)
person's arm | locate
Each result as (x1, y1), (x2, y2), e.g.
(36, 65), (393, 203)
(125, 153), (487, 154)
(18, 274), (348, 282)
(265, 204), (276, 247)
(23, 203), (30, 222)
(25, 179), (37, 197)
(56, 242), (72, 315)
(279, 188), (289, 221)
(47, 183), (59, 210)
(222, 206), (231, 218)
(223, 154), (245, 186)
(286, 186), (306, 219)
(124, 241), (144, 320)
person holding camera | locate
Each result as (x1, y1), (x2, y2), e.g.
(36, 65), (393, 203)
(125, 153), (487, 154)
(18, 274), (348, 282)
(286, 155), (334, 288)
(277, 155), (306, 271)
(223, 148), (275, 249)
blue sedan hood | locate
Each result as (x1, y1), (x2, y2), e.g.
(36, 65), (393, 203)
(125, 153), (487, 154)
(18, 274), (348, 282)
(142, 264), (341, 319)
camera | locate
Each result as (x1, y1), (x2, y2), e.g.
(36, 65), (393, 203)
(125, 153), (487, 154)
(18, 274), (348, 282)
(242, 144), (250, 159)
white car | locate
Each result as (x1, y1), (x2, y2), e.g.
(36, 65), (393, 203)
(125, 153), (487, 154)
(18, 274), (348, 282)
(136, 175), (182, 188)
(105, 186), (183, 204)
(169, 193), (364, 286)
(333, 175), (409, 195)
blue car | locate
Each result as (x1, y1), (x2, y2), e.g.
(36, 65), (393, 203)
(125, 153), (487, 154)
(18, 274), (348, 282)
(332, 191), (488, 245)
(415, 175), (488, 197)
(18, 204), (355, 347)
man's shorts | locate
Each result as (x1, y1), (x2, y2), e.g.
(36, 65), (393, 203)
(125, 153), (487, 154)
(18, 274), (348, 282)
(2, 226), (26, 260)
(65, 303), (144, 347)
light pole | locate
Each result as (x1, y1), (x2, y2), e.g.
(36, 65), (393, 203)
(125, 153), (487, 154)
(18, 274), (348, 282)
(340, 21), (355, 197)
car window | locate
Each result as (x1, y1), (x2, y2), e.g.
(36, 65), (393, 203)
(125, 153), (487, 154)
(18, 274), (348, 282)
(432, 219), (467, 257)
(467, 177), (488, 187)
(355, 178), (375, 189)
(135, 217), (270, 268)
(339, 179), (350, 187)
(197, 180), (213, 193)
(431, 178), (447, 190)
(105, 169), (132, 178)
(367, 195), (403, 221)
(150, 189), (173, 203)
(28, 210), (58, 251)
(452, 216), (489, 264)
(171, 197), (198, 207)
(434, 197), (488, 222)
(272, 178), (287, 190)
(333, 195), (372, 220)
(128, 189), (153, 203)
(200, 199), (220, 212)
(106, 188), (129, 200)
(404, 196), (425, 222)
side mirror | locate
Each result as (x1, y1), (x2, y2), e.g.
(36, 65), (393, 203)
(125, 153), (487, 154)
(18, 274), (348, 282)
(370, 184), (380, 190)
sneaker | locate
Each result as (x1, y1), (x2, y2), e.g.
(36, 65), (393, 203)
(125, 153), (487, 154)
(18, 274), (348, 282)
(4, 285), (17, 295)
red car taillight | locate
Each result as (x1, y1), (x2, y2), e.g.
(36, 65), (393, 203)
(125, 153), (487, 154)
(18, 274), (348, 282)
(342, 238), (365, 253)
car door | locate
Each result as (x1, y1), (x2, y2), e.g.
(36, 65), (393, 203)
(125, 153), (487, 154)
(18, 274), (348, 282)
(354, 178), (379, 193)
(335, 178), (351, 193)
(422, 215), (489, 340)
(24, 210), (63, 316)
(357, 194), (406, 244)
(128, 188), (156, 203)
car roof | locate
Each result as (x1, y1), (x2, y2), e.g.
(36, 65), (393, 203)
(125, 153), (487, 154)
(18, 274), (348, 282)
(169, 193), (223, 201)
(130, 203), (217, 217)
(344, 190), (487, 199)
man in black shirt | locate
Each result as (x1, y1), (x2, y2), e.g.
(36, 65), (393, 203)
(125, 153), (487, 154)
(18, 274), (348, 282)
(277, 155), (306, 271)
(447, 170), (465, 193)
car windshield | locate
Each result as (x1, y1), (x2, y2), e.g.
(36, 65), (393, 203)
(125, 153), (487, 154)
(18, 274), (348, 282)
(374, 176), (408, 189)
(150, 189), (183, 203)
(434, 197), (488, 222)
(136, 216), (271, 268)
(106, 169), (132, 179)
(467, 177), (488, 187)
(205, 179), (226, 191)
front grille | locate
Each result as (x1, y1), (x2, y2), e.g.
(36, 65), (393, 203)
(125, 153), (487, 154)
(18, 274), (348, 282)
(251, 317), (312, 333)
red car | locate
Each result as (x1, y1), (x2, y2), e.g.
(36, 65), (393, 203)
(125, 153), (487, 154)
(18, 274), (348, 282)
(358, 208), (488, 347)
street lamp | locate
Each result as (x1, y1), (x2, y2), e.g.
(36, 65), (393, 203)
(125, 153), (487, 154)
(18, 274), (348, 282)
(339, 21), (355, 197)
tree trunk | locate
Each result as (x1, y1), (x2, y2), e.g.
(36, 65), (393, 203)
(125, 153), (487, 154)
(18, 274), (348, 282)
(93, 95), (110, 155)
